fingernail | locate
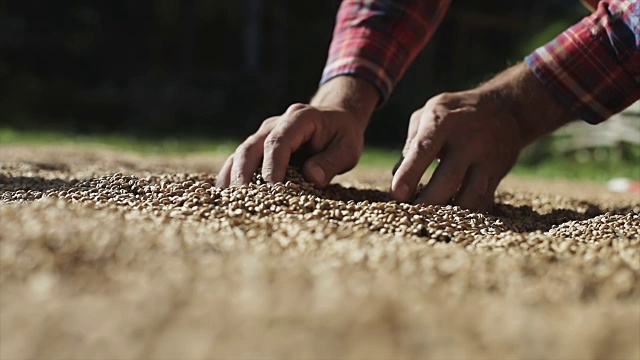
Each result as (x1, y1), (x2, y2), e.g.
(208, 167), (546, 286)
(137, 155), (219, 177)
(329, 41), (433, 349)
(394, 183), (409, 202)
(308, 165), (325, 185)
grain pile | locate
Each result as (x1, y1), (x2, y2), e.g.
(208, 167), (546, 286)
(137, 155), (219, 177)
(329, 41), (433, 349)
(1, 146), (639, 360)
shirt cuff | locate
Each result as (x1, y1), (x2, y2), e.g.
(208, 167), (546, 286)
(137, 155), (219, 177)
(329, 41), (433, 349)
(319, 0), (451, 107)
(524, 1), (640, 124)
(320, 27), (399, 105)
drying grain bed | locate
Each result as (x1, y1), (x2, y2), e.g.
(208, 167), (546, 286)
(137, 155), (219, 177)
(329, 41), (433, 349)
(1, 146), (639, 360)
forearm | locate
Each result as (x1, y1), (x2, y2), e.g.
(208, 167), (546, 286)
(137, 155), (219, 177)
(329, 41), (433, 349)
(310, 76), (380, 129)
(525, 0), (640, 124)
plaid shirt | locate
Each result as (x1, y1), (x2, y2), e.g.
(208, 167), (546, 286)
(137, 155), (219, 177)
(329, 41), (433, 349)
(320, 0), (639, 124)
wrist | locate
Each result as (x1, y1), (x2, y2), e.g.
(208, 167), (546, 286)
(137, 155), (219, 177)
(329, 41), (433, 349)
(477, 63), (574, 145)
(310, 76), (379, 128)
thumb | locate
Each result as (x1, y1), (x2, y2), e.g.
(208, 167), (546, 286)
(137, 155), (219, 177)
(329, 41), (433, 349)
(303, 142), (359, 187)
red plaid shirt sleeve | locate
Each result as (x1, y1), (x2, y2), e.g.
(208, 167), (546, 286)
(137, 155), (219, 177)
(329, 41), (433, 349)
(320, 0), (451, 104)
(525, 0), (640, 124)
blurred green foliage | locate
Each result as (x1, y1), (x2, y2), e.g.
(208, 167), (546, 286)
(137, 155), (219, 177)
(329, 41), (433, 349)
(0, 128), (238, 155)
(2, 128), (637, 181)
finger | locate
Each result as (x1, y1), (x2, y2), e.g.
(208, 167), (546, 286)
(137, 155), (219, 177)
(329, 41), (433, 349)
(393, 110), (423, 175)
(392, 155), (404, 176)
(262, 109), (317, 183)
(391, 114), (446, 202)
(414, 149), (470, 206)
(224, 116), (278, 187)
(229, 134), (268, 186)
(479, 177), (499, 213)
(453, 165), (489, 211)
(303, 137), (359, 187)
(216, 155), (234, 188)
(403, 109), (422, 156)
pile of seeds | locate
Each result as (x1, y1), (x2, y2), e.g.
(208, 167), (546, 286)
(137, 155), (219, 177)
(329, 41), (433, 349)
(2, 168), (512, 241)
(0, 150), (639, 360)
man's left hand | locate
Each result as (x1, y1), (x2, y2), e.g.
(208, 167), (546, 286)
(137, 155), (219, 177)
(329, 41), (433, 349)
(391, 63), (573, 212)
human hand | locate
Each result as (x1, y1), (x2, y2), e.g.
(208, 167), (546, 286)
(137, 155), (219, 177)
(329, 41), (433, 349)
(391, 63), (573, 211)
(216, 76), (379, 188)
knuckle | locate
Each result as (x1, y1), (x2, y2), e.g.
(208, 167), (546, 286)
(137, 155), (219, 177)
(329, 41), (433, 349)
(431, 110), (454, 130)
(241, 135), (255, 146)
(264, 134), (286, 152)
(438, 92), (454, 102)
(258, 117), (279, 131)
(425, 93), (443, 108)
(403, 138), (412, 150)
(410, 138), (434, 157)
(425, 94), (459, 122)
(234, 144), (249, 156)
(431, 92), (455, 106)
(286, 103), (308, 113)
(410, 109), (423, 123)
(235, 141), (254, 156)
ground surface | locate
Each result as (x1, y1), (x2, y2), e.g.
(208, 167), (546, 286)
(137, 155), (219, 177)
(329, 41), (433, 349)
(1, 146), (639, 360)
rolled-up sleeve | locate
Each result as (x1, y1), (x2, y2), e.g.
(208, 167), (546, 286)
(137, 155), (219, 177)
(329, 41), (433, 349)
(525, 0), (640, 124)
(320, 0), (451, 105)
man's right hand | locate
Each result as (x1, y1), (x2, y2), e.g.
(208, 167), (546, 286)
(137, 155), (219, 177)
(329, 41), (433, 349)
(216, 76), (379, 188)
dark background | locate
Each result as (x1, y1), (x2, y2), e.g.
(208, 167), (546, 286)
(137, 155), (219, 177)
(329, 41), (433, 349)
(0, 0), (588, 147)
